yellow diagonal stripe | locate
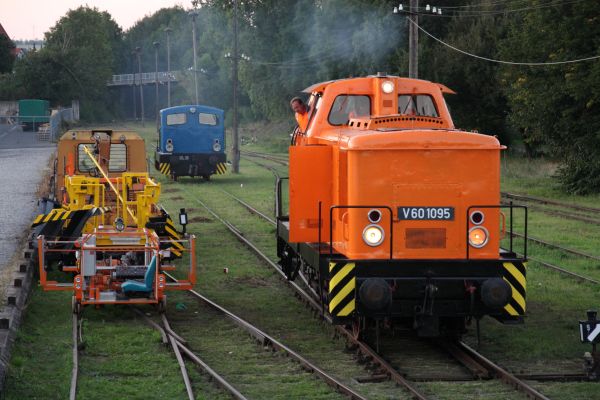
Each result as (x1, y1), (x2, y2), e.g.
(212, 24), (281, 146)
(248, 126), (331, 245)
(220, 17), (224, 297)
(52, 209), (64, 221)
(503, 262), (526, 289)
(504, 303), (519, 316)
(42, 209), (57, 223)
(165, 225), (180, 239)
(329, 263), (355, 290)
(169, 247), (182, 257)
(329, 279), (355, 311)
(170, 239), (185, 251)
(33, 214), (44, 225)
(503, 278), (526, 312)
(337, 300), (355, 317)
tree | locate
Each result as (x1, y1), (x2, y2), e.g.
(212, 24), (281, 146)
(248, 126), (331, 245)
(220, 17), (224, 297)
(0, 34), (16, 73)
(12, 6), (122, 120)
(499, 0), (600, 193)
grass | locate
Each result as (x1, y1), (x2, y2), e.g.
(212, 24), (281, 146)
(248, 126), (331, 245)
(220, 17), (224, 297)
(6, 120), (600, 399)
(501, 154), (600, 208)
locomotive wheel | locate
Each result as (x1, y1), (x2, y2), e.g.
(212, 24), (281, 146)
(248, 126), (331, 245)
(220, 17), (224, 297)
(202, 174), (211, 181)
(172, 173), (178, 182)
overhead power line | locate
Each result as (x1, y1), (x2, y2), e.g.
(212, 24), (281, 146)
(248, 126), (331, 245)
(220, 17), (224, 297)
(411, 19), (600, 66)
(402, 0), (587, 18)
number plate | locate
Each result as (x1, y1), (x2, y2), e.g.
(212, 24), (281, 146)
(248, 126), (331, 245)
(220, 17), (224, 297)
(398, 207), (454, 221)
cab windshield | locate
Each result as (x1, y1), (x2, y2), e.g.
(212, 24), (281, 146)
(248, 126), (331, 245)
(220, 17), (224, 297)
(328, 95), (371, 125)
(398, 95), (439, 117)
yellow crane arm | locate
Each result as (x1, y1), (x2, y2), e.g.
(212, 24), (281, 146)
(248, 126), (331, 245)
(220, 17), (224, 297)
(82, 145), (138, 224)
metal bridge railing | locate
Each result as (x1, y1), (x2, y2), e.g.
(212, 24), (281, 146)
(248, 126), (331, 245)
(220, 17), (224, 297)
(108, 72), (178, 86)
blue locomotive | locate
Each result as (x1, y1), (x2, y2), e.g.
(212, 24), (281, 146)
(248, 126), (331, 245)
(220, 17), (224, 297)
(155, 105), (227, 180)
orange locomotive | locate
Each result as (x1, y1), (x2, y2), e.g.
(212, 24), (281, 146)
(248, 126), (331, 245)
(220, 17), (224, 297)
(276, 75), (528, 337)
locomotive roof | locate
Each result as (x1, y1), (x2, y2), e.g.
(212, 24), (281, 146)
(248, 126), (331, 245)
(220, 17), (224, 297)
(160, 104), (224, 114)
(302, 75), (456, 95)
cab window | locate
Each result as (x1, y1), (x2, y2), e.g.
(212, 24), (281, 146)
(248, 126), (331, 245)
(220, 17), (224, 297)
(398, 95), (439, 117)
(166, 113), (186, 125)
(77, 143), (127, 172)
(78, 144), (95, 171)
(199, 112), (218, 126)
(305, 93), (322, 131)
(108, 144), (127, 172)
(328, 95), (371, 126)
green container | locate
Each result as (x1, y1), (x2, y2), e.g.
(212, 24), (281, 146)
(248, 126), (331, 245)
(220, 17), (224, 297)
(18, 99), (50, 130)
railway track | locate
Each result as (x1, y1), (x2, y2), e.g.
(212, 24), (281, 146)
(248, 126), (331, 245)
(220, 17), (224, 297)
(240, 150), (289, 166)
(185, 186), (558, 400)
(133, 308), (247, 400)
(501, 192), (600, 215)
(501, 192), (600, 225)
(70, 314), (79, 400)
(163, 271), (368, 400)
(69, 308), (245, 400)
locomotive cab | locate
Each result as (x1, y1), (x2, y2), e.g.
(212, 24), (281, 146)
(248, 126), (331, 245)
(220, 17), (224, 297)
(277, 75), (528, 337)
(155, 105), (227, 180)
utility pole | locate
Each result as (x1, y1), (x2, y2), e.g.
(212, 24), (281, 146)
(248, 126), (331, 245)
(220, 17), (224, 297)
(153, 41), (160, 129)
(190, 10), (200, 104)
(131, 51), (137, 120)
(164, 27), (172, 107)
(135, 46), (145, 127)
(409, 0), (418, 79)
(231, 0), (240, 173)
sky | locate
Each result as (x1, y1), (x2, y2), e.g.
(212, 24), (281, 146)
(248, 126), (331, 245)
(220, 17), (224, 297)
(1, 0), (187, 40)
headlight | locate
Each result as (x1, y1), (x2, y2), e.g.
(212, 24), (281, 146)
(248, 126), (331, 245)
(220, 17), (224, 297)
(468, 226), (489, 248)
(165, 139), (174, 152)
(363, 224), (384, 247)
(381, 80), (394, 94)
(213, 141), (222, 152)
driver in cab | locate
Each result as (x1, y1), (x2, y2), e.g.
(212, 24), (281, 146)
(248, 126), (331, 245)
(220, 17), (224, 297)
(290, 97), (309, 133)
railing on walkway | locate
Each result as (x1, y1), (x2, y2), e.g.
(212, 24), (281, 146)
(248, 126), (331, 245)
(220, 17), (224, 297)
(108, 72), (178, 86)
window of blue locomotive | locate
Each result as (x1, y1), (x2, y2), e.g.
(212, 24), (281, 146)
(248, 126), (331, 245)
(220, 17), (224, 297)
(327, 95), (371, 126)
(166, 112), (187, 126)
(198, 112), (218, 126)
(398, 94), (439, 117)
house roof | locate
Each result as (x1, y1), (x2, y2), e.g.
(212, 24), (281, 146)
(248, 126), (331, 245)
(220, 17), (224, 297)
(0, 22), (9, 39)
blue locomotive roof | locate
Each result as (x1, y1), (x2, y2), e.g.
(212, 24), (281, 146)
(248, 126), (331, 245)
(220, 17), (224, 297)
(158, 105), (225, 155)
(161, 104), (224, 116)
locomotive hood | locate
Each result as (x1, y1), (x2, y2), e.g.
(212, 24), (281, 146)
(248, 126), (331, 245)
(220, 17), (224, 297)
(341, 129), (504, 151)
